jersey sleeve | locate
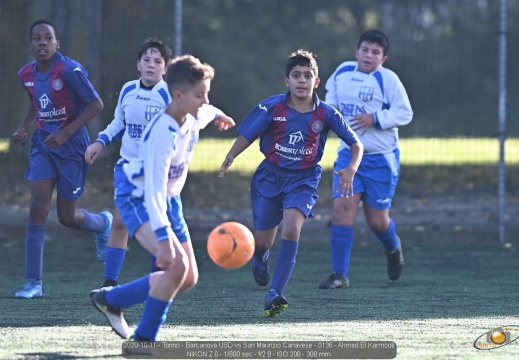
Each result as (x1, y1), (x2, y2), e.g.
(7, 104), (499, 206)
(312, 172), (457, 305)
(197, 104), (223, 129)
(237, 100), (273, 142)
(63, 62), (99, 104)
(324, 62), (348, 109)
(327, 106), (360, 147)
(96, 84), (128, 146)
(142, 119), (176, 241)
(373, 71), (413, 130)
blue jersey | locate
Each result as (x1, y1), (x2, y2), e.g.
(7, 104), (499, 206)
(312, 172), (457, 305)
(238, 92), (359, 171)
(18, 51), (100, 133)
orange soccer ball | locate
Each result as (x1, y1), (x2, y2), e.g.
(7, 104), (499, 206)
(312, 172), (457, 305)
(207, 222), (255, 269)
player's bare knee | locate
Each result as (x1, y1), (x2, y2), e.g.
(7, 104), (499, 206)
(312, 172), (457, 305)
(367, 219), (390, 233)
(280, 224), (301, 241)
(182, 271), (199, 291)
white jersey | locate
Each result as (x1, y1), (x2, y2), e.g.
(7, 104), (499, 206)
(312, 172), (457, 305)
(123, 111), (214, 237)
(325, 61), (413, 154)
(96, 78), (170, 162)
(96, 78), (222, 163)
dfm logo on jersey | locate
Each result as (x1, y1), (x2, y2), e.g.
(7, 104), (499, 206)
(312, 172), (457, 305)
(287, 131), (304, 145)
(39, 94), (51, 109)
(340, 103), (366, 118)
(358, 86), (374, 102)
(473, 326), (519, 350)
(145, 105), (161, 122)
(169, 162), (186, 179)
(127, 124), (144, 140)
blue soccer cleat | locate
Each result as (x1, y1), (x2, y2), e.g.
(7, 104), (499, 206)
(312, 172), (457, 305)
(95, 211), (113, 262)
(252, 250), (270, 286)
(264, 289), (288, 317)
(14, 280), (43, 299)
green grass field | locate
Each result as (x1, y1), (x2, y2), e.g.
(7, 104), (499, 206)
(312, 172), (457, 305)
(2, 136), (519, 359)
(190, 137), (519, 172)
(2, 234), (519, 359)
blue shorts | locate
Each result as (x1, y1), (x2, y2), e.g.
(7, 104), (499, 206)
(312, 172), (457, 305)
(114, 168), (190, 242)
(332, 148), (400, 210)
(250, 160), (321, 231)
(25, 127), (90, 200)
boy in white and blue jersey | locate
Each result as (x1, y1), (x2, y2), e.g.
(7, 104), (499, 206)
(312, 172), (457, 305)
(85, 38), (233, 289)
(90, 55), (235, 345)
(10, 19), (111, 299)
(319, 30), (413, 290)
(219, 50), (363, 317)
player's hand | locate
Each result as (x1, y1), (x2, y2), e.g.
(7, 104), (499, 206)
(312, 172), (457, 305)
(218, 154), (234, 178)
(44, 129), (71, 149)
(334, 167), (355, 197)
(85, 142), (103, 165)
(214, 114), (236, 131)
(349, 113), (375, 135)
(156, 239), (175, 270)
(12, 127), (28, 146)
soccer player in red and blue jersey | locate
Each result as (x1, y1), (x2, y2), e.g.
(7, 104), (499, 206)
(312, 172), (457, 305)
(10, 19), (112, 299)
(219, 49), (363, 317)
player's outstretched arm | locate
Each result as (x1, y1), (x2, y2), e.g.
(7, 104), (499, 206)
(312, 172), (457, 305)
(334, 141), (363, 197)
(218, 135), (251, 178)
(214, 113), (236, 131)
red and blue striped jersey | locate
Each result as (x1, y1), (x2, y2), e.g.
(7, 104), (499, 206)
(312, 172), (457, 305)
(18, 51), (100, 133)
(238, 92), (359, 171)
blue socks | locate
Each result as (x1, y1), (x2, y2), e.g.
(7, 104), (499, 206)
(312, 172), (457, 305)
(374, 218), (399, 252)
(330, 224), (353, 276)
(25, 224), (46, 280)
(135, 296), (172, 341)
(105, 274), (151, 308)
(78, 209), (105, 232)
(270, 239), (298, 295)
(104, 247), (127, 282)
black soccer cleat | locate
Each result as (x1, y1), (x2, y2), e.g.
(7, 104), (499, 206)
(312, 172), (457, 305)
(386, 238), (404, 281)
(319, 273), (349, 289)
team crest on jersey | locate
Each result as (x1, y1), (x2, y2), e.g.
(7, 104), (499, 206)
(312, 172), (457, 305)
(145, 105), (161, 122)
(311, 120), (323, 133)
(358, 86), (374, 102)
(52, 78), (63, 90)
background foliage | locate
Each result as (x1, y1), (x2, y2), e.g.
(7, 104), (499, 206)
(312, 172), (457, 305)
(1, 0), (519, 148)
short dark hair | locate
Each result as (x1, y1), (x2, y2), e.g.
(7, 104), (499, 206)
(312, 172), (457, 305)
(357, 30), (389, 55)
(29, 19), (58, 40)
(286, 49), (318, 78)
(165, 54), (214, 92)
(138, 37), (173, 64)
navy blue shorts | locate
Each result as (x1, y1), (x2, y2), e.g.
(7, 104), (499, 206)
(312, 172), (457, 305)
(115, 169), (190, 242)
(250, 160), (321, 231)
(25, 127), (90, 200)
(332, 148), (400, 210)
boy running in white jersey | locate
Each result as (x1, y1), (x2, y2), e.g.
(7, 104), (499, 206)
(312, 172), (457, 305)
(319, 30), (413, 289)
(85, 38), (233, 287)
(90, 55), (235, 347)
